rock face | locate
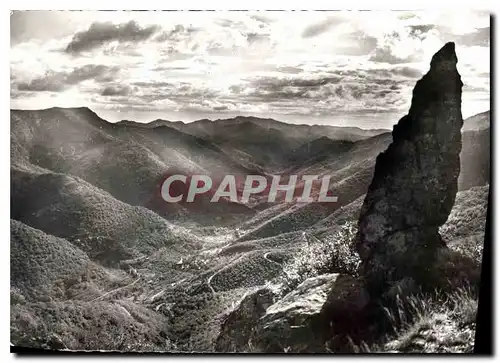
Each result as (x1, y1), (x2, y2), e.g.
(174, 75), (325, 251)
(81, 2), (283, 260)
(244, 274), (367, 353)
(214, 287), (274, 352)
(356, 42), (464, 298)
(250, 274), (339, 353)
(215, 274), (369, 353)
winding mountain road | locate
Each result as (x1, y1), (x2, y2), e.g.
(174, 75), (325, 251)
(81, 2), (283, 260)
(263, 251), (282, 267)
(90, 276), (141, 303)
(206, 254), (247, 295)
(206, 250), (285, 295)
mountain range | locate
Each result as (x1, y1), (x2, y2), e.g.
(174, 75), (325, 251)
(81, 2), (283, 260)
(10, 106), (490, 351)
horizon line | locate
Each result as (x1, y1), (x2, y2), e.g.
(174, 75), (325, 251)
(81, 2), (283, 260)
(10, 106), (399, 132)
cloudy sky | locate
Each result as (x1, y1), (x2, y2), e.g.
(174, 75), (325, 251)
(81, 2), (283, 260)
(10, 10), (490, 128)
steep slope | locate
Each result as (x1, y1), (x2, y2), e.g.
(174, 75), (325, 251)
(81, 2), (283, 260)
(11, 107), (257, 225)
(457, 111), (490, 190)
(11, 219), (99, 301)
(234, 107), (490, 241)
(462, 110), (489, 131)
(459, 128), (490, 190)
(11, 107), (116, 166)
(152, 116), (388, 170)
(11, 107), (164, 207)
(287, 137), (355, 167)
(440, 185), (489, 262)
(11, 165), (202, 266)
(211, 121), (301, 168)
(11, 220), (173, 351)
(10, 103), (490, 353)
(236, 133), (392, 240)
(208, 185), (488, 353)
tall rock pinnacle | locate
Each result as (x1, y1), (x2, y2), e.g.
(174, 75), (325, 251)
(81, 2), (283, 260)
(356, 42), (464, 299)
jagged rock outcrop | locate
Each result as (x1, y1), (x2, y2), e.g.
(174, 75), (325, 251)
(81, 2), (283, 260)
(319, 274), (369, 321)
(214, 286), (274, 352)
(249, 274), (338, 352)
(244, 274), (366, 353)
(215, 274), (369, 353)
(356, 42), (464, 299)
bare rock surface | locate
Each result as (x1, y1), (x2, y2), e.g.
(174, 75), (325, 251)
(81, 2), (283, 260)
(356, 42), (464, 298)
(214, 286), (274, 352)
(250, 274), (339, 352)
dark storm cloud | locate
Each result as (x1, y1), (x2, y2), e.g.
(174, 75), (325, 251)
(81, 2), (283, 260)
(66, 20), (160, 54)
(373, 89), (393, 98)
(101, 85), (133, 96)
(391, 67), (422, 78)
(246, 66), (418, 99)
(254, 75), (343, 91)
(237, 68), (414, 111)
(16, 64), (119, 92)
(66, 65), (118, 83)
(342, 83), (398, 100)
(238, 75), (343, 101)
(213, 105), (229, 111)
(366, 67), (422, 79)
(302, 16), (344, 38)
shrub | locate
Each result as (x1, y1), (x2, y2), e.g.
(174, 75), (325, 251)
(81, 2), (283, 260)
(346, 286), (478, 353)
(10, 299), (172, 351)
(446, 235), (484, 264)
(278, 221), (360, 295)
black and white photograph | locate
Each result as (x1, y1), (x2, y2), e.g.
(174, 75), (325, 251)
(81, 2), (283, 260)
(9, 9), (491, 353)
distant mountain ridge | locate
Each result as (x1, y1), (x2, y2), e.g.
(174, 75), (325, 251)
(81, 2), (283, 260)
(14, 107), (392, 173)
(462, 110), (490, 131)
(118, 115), (390, 142)
(10, 106), (490, 219)
(10, 106), (260, 225)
